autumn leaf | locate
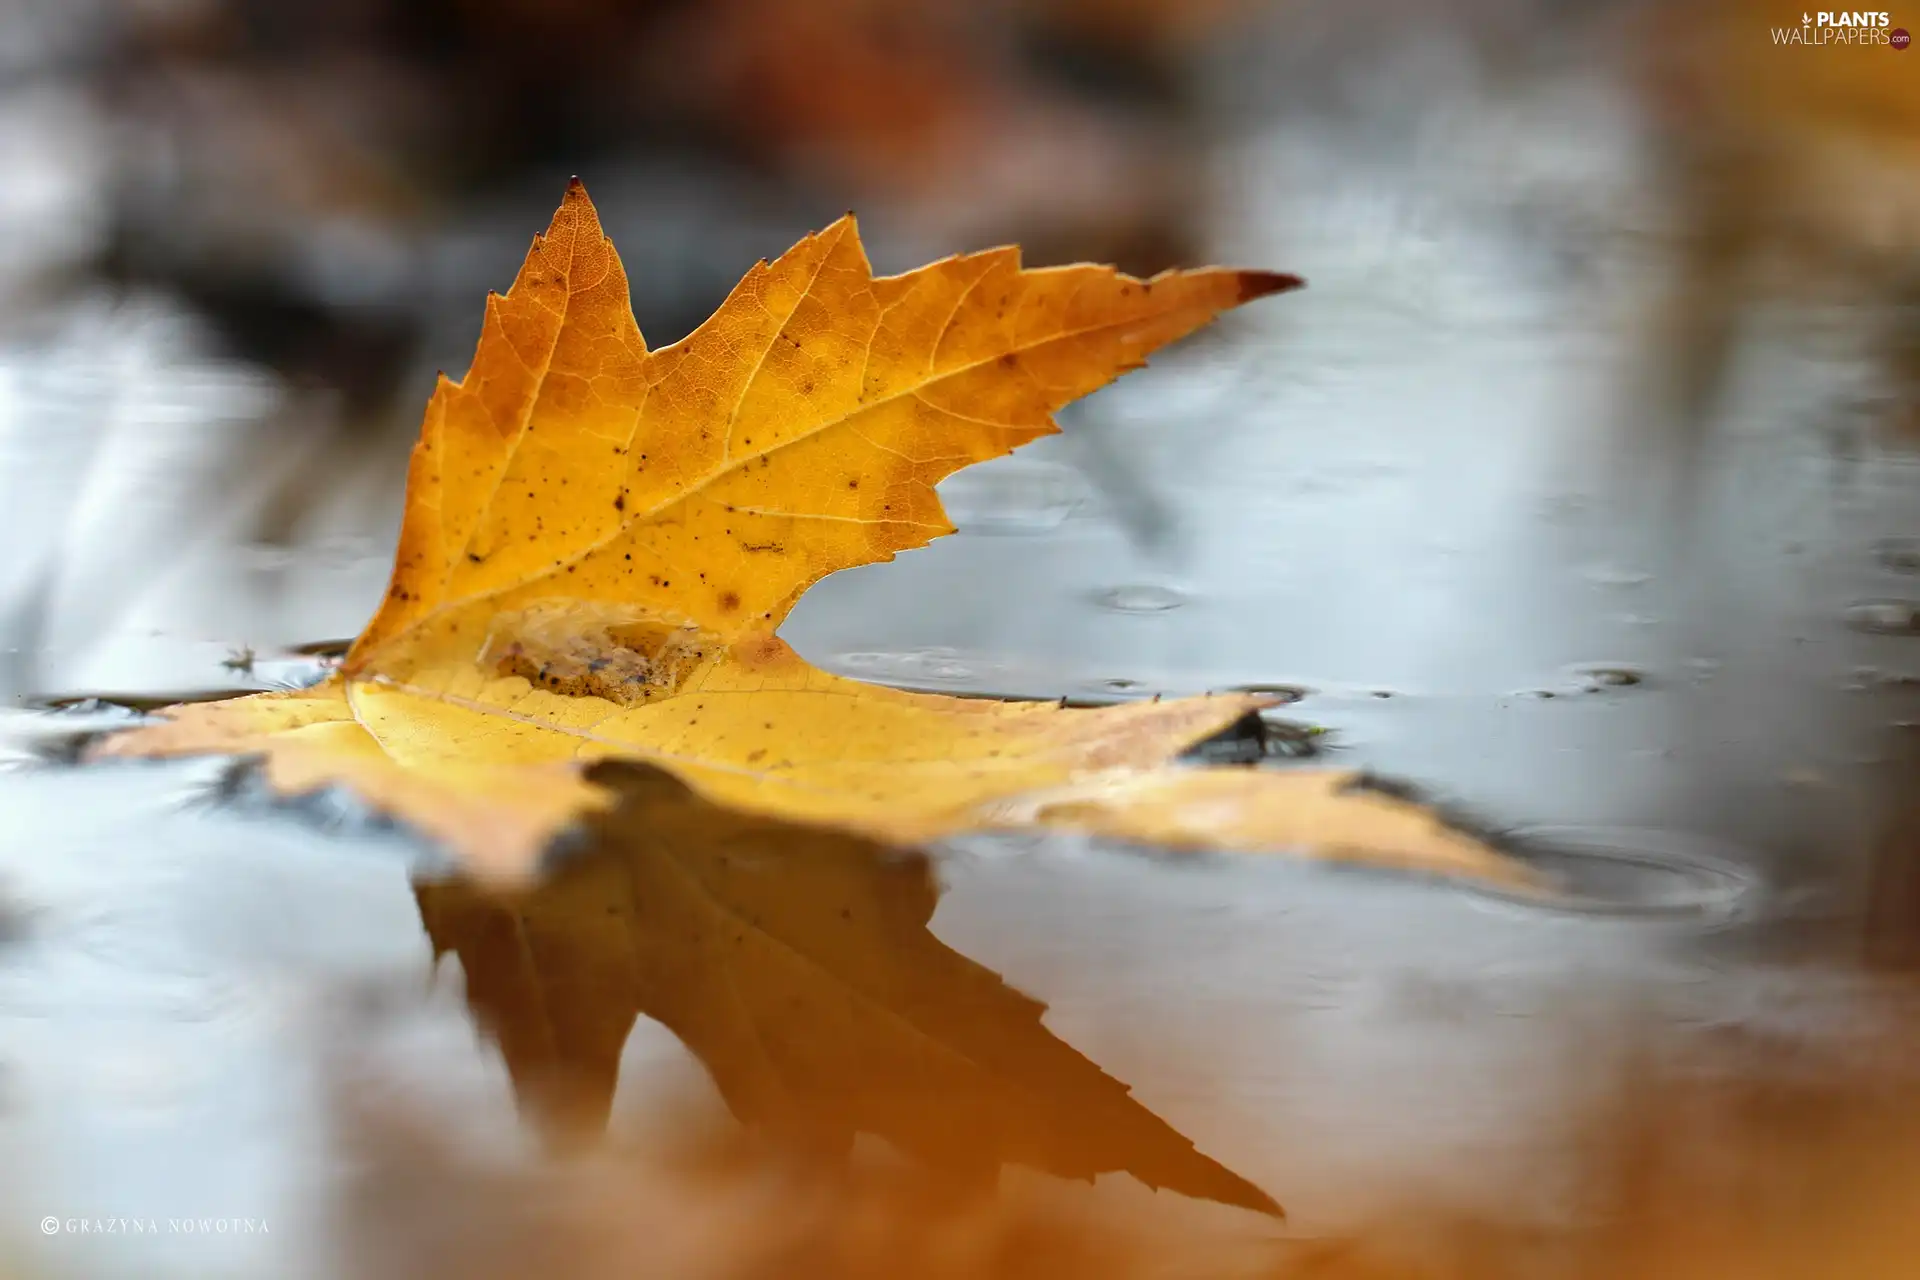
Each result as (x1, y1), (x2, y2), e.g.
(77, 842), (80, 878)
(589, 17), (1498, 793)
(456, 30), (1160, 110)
(417, 759), (1281, 1214)
(92, 180), (1532, 889)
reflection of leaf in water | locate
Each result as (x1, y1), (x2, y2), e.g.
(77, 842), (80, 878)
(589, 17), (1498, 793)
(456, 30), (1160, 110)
(414, 759), (1280, 1217)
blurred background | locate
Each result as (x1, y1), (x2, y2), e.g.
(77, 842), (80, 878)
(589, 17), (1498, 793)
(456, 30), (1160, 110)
(5, 0), (1920, 1275)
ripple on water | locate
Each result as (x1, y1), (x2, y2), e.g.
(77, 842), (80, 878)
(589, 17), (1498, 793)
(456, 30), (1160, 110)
(246, 654), (339, 690)
(1093, 585), (1186, 613)
(1581, 564), (1653, 588)
(1220, 683), (1311, 704)
(1462, 827), (1760, 924)
(1540, 663), (1649, 696)
(1873, 538), (1920, 575)
(1844, 600), (1920, 636)
(1, 700), (148, 765)
(938, 460), (1090, 534)
(1573, 664), (1646, 690)
(833, 648), (982, 685)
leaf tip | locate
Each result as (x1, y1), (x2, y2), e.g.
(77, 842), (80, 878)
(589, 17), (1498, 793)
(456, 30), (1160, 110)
(558, 176), (600, 223)
(1235, 270), (1305, 303)
(1248, 1185), (1287, 1219)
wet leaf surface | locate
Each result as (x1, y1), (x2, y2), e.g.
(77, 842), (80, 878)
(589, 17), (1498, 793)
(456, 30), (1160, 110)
(87, 182), (1526, 890)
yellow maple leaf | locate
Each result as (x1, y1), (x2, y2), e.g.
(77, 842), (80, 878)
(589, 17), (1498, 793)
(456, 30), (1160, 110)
(418, 759), (1282, 1214)
(92, 180), (1531, 889)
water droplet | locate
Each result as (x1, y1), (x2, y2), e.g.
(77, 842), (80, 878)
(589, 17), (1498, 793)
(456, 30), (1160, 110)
(1874, 538), (1920, 574)
(1844, 600), (1920, 636)
(1093, 585), (1186, 613)
(1464, 828), (1758, 923)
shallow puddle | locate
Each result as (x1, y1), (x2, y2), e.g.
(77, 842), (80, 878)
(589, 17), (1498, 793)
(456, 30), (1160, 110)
(4, 607), (1919, 1277)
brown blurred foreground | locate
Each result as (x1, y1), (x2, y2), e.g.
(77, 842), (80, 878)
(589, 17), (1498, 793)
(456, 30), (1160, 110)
(329, 1007), (1920, 1280)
